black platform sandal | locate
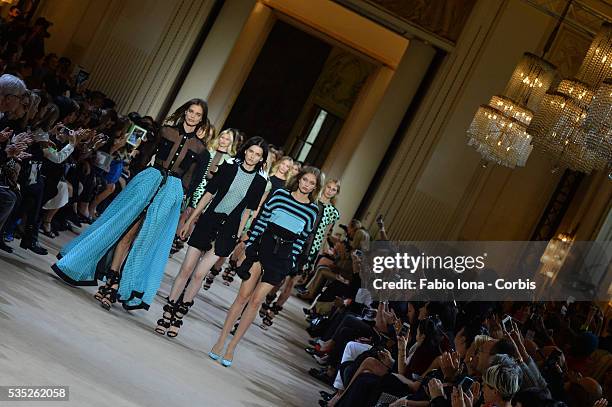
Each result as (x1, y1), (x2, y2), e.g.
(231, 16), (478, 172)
(94, 270), (119, 302)
(100, 286), (118, 311)
(221, 261), (237, 286)
(271, 302), (283, 315)
(154, 298), (177, 335)
(170, 236), (184, 254)
(167, 300), (194, 338)
(260, 314), (273, 330)
(202, 267), (221, 290)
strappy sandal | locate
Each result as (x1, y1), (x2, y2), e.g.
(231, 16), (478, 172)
(230, 318), (240, 335)
(154, 298), (176, 335)
(271, 302), (283, 315)
(94, 270), (119, 302)
(99, 274), (120, 311)
(202, 267), (221, 290)
(170, 236), (184, 254)
(260, 314), (273, 330)
(167, 300), (193, 338)
(221, 261), (237, 286)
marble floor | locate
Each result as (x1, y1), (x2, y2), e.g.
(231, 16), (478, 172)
(0, 228), (327, 406)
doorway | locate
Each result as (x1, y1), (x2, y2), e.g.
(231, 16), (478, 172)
(223, 21), (332, 149)
(223, 19), (375, 166)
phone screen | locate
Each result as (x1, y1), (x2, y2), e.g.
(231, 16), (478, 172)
(502, 315), (512, 331)
(460, 376), (474, 392)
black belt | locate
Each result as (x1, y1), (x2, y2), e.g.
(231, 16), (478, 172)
(265, 223), (299, 255)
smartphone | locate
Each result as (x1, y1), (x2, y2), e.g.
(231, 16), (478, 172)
(458, 376), (474, 392)
(399, 322), (410, 337)
(502, 315), (513, 332)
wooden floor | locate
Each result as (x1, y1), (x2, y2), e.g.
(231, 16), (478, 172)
(0, 228), (326, 406)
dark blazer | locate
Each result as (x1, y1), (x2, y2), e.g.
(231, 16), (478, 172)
(203, 160), (268, 231)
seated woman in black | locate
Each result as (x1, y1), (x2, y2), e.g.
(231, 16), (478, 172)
(154, 136), (269, 337)
(332, 318), (445, 407)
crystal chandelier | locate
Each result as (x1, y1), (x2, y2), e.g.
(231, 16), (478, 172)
(583, 79), (612, 175)
(527, 22), (612, 174)
(466, 53), (555, 168)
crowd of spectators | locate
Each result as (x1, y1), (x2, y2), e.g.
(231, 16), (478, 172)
(299, 219), (612, 407)
(0, 7), (159, 255)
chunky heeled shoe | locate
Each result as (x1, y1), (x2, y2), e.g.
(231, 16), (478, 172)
(259, 292), (276, 318)
(202, 267), (221, 290)
(99, 272), (120, 311)
(221, 261), (237, 286)
(260, 315), (273, 330)
(154, 298), (177, 335)
(170, 236), (184, 255)
(259, 303), (270, 318)
(167, 300), (194, 338)
(100, 286), (118, 310)
(94, 270), (119, 302)
(270, 302), (283, 315)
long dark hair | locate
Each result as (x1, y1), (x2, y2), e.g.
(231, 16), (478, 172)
(235, 136), (269, 171)
(286, 165), (324, 203)
(417, 317), (443, 351)
(164, 98), (208, 132)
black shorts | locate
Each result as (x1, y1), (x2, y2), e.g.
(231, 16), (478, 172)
(187, 212), (238, 257)
(257, 224), (298, 286)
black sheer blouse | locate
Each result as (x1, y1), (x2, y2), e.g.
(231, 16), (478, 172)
(153, 125), (209, 191)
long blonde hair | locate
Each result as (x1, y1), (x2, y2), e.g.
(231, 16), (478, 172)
(323, 178), (341, 206)
(207, 128), (239, 156)
(270, 156), (293, 178)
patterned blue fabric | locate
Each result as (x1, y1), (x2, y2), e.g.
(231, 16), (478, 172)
(55, 167), (182, 309)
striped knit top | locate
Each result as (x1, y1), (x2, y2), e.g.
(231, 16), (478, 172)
(247, 188), (319, 267)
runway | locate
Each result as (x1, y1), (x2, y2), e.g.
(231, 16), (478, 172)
(0, 228), (324, 406)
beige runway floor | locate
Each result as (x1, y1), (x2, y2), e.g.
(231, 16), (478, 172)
(0, 228), (327, 406)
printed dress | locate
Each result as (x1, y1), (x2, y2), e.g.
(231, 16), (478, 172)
(303, 202), (340, 271)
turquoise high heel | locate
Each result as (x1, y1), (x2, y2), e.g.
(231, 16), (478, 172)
(208, 352), (221, 361)
(220, 358), (233, 367)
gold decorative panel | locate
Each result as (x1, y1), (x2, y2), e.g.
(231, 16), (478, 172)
(365, 0), (478, 42)
(312, 49), (375, 117)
